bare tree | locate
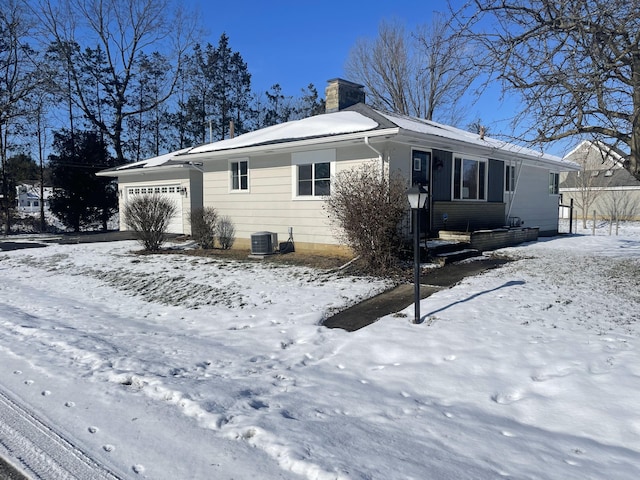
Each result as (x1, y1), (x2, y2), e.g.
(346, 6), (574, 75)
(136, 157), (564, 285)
(346, 20), (412, 116)
(34, 0), (196, 164)
(345, 16), (478, 122)
(0, 0), (42, 234)
(463, 0), (640, 177)
(603, 190), (640, 235)
(413, 13), (478, 123)
(567, 168), (609, 229)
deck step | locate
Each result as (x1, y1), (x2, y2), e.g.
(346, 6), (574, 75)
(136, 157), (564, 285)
(433, 248), (481, 265)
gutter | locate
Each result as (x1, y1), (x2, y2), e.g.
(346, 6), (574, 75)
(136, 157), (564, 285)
(364, 136), (385, 181)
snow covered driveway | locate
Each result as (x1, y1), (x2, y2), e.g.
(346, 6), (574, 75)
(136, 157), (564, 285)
(0, 230), (639, 479)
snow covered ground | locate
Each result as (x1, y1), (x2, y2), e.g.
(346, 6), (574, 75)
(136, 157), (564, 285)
(0, 223), (639, 479)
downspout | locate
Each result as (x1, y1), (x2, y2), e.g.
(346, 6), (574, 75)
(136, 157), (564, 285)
(364, 136), (385, 181)
(506, 158), (525, 222)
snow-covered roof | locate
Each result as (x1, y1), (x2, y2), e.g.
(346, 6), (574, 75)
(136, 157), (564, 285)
(187, 111), (379, 154)
(378, 110), (572, 166)
(99, 104), (578, 174)
(97, 147), (196, 176)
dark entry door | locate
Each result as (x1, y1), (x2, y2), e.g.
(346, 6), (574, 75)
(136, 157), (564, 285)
(411, 150), (431, 187)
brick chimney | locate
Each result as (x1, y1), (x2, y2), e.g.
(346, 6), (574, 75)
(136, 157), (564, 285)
(325, 78), (365, 113)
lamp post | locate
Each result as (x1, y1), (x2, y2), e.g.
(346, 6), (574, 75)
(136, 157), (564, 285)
(407, 184), (429, 324)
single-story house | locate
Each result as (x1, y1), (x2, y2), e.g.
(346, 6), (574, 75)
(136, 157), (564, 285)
(99, 78), (579, 253)
(560, 140), (640, 221)
(97, 148), (203, 234)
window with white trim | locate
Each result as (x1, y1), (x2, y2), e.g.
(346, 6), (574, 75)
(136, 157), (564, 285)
(505, 164), (516, 192)
(297, 162), (330, 196)
(292, 149), (335, 198)
(231, 160), (249, 191)
(549, 172), (559, 194)
(453, 156), (486, 200)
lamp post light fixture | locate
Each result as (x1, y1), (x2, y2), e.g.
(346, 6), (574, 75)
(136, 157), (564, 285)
(406, 184), (429, 324)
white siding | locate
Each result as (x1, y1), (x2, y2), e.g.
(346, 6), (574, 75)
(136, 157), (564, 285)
(202, 146), (380, 247)
(507, 163), (560, 234)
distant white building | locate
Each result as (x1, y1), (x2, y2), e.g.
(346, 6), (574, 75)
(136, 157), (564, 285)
(16, 184), (52, 213)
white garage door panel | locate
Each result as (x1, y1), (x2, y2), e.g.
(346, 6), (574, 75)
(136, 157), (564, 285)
(125, 185), (184, 234)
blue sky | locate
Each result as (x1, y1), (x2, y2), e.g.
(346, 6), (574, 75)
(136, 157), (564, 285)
(191, 0), (434, 96)
(189, 0), (572, 156)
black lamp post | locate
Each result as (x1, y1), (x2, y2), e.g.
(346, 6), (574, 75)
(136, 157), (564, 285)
(407, 184), (429, 324)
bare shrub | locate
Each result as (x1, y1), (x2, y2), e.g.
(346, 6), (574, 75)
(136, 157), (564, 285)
(603, 190), (640, 235)
(324, 162), (408, 273)
(190, 206), (218, 249)
(217, 216), (236, 250)
(123, 194), (177, 251)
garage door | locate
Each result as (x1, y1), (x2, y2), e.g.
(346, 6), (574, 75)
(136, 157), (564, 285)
(125, 185), (184, 234)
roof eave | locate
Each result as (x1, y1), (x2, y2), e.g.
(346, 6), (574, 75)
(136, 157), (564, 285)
(181, 128), (401, 160)
(393, 130), (580, 171)
(96, 162), (202, 177)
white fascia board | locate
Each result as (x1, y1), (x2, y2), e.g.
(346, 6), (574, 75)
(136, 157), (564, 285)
(561, 185), (640, 192)
(180, 128), (400, 161)
(97, 163), (199, 177)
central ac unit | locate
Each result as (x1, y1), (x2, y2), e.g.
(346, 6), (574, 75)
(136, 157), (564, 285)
(250, 231), (278, 255)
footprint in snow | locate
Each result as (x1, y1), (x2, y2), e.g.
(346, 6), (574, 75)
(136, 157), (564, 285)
(103, 444), (115, 452)
(65, 401), (75, 408)
(88, 426), (98, 434)
(492, 390), (525, 405)
(13, 370), (22, 375)
(24, 380), (34, 386)
(132, 464), (145, 474)
(41, 390), (51, 396)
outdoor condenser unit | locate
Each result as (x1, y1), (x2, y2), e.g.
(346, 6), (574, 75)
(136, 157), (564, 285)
(250, 232), (278, 255)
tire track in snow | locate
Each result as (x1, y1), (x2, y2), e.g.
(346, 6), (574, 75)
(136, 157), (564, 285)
(0, 388), (122, 480)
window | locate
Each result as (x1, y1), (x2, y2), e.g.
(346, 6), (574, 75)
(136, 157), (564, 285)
(298, 162), (330, 196)
(231, 160), (249, 191)
(292, 149), (335, 199)
(549, 172), (560, 195)
(505, 165), (516, 192)
(453, 156), (486, 200)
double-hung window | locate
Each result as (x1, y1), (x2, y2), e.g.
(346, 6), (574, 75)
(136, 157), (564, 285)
(549, 172), (559, 195)
(292, 149), (335, 198)
(231, 160), (249, 191)
(453, 156), (486, 200)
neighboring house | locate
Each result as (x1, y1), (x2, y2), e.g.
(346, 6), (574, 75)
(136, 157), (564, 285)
(15, 184), (52, 213)
(99, 78), (579, 253)
(560, 140), (640, 221)
(97, 148), (203, 235)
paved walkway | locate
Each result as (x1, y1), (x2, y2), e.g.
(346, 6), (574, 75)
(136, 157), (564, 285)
(324, 257), (509, 331)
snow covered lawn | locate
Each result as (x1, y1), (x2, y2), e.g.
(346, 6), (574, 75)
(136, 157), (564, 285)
(0, 225), (639, 479)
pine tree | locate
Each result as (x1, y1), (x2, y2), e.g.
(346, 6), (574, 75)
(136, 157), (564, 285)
(48, 130), (118, 231)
